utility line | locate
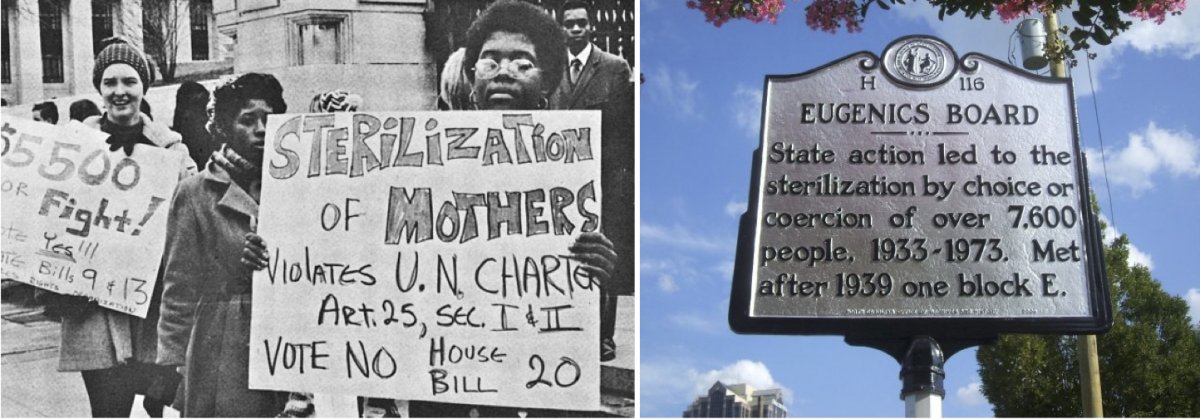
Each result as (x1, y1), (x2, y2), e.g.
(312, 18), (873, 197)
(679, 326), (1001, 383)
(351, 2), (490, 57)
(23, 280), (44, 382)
(1084, 50), (1117, 226)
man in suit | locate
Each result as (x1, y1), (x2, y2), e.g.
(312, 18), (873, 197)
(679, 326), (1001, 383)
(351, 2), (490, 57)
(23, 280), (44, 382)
(551, 0), (635, 364)
(550, 0), (632, 111)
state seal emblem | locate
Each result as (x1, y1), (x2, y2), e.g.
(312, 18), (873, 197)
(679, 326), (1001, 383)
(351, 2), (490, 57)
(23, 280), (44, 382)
(881, 36), (957, 87)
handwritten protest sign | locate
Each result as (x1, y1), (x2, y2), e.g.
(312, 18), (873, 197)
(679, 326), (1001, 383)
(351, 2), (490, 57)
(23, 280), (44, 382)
(1, 117), (180, 318)
(249, 111), (602, 410)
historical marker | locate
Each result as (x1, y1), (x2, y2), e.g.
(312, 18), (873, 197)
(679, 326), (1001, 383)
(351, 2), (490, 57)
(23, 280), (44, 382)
(729, 35), (1111, 338)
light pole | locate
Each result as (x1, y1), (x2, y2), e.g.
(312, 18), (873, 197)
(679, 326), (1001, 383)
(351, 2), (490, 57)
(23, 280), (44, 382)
(1040, 8), (1104, 417)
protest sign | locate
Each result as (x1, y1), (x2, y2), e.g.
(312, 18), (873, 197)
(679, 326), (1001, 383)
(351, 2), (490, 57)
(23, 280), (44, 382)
(1, 118), (181, 318)
(249, 110), (602, 410)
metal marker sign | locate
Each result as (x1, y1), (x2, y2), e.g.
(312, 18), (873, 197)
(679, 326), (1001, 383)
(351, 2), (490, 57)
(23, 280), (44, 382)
(729, 36), (1110, 337)
(249, 110), (602, 410)
(1, 118), (180, 318)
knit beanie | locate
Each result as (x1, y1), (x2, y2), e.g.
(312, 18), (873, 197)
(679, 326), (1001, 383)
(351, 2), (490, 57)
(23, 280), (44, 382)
(93, 38), (153, 93)
(309, 90), (362, 113)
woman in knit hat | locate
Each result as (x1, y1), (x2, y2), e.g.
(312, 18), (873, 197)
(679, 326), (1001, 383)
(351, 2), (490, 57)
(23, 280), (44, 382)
(36, 37), (197, 417)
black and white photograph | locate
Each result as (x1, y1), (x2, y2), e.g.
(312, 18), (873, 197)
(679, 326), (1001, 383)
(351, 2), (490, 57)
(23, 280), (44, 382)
(1, 0), (635, 417)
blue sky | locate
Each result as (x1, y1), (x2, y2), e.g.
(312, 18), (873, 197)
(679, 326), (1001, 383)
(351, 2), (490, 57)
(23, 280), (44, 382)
(638, 0), (1200, 417)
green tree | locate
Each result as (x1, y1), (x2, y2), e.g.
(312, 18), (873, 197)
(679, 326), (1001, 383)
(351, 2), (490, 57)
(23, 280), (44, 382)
(977, 216), (1200, 416)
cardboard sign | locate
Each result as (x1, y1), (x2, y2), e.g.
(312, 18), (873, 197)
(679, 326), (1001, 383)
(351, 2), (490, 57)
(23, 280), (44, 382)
(1, 118), (181, 318)
(729, 36), (1110, 337)
(249, 111), (603, 410)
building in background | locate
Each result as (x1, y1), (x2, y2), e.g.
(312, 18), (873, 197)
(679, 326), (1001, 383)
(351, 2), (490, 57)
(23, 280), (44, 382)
(212, 0), (633, 112)
(1, 0), (224, 105)
(683, 381), (789, 418)
(3, 0), (634, 111)
(211, 0), (432, 112)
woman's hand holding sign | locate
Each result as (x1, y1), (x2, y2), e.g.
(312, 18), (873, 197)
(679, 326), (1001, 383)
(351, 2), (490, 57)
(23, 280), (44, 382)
(568, 232), (618, 288)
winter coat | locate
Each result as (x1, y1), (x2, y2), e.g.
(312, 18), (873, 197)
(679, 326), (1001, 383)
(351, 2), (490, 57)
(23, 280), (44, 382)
(52, 113), (196, 372)
(156, 162), (287, 417)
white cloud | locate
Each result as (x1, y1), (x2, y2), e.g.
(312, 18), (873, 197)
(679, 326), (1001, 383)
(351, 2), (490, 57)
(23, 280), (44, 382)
(687, 360), (794, 404)
(643, 358), (796, 416)
(954, 381), (987, 406)
(1186, 289), (1200, 326)
(1086, 122), (1200, 196)
(732, 85), (763, 139)
(643, 256), (736, 293)
(641, 256), (705, 287)
(642, 223), (731, 252)
(650, 66), (700, 119)
(724, 200), (747, 218)
(1098, 214), (1154, 269)
(670, 312), (718, 333)
(659, 274), (679, 293)
(1117, 5), (1200, 59)
(641, 359), (700, 415)
(1126, 245), (1154, 270)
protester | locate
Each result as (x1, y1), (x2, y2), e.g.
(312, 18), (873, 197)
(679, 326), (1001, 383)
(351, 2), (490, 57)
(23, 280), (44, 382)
(241, 1), (618, 416)
(462, 0), (566, 111)
(550, 0), (633, 112)
(69, 99), (102, 122)
(172, 81), (216, 169)
(35, 36), (195, 418)
(32, 101), (59, 124)
(460, 0), (615, 282)
(156, 72), (292, 417)
(551, 0), (637, 362)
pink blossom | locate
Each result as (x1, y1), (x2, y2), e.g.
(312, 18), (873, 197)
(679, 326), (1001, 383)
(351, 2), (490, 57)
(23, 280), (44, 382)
(1130, 0), (1186, 24)
(993, 0), (1046, 23)
(687, 0), (788, 27)
(805, 0), (862, 33)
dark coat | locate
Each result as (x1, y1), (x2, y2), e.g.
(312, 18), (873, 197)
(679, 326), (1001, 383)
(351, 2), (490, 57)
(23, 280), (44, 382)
(49, 114), (195, 372)
(549, 44), (632, 111)
(156, 163), (287, 417)
(550, 45), (635, 296)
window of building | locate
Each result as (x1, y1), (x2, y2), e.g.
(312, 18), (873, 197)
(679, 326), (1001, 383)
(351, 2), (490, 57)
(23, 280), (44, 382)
(92, 0), (113, 55)
(39, 0), (63, 83)
(190, 0), (210, 60)
(3, 3), (11, 84)
(289, 14), (347, 66)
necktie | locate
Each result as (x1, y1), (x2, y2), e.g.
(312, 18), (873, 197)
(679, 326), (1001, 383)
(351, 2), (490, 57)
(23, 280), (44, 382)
(570, 59), (582, 84)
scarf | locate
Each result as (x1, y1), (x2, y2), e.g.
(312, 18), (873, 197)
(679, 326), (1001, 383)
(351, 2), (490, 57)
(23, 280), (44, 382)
(102, 116), (155, 156)
(210, 145), (261, 197)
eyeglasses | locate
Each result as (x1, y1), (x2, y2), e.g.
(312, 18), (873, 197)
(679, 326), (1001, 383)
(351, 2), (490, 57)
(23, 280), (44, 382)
(473, 58), (540, 80)
(564, 18), (590, 29)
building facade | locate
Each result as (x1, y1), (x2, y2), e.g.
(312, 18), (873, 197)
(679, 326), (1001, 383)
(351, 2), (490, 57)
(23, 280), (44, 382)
(211, 0), (433, 112)
(1, 0), (223, 105)
(4, 0), (635, 111)
(683, 382), (789, 418)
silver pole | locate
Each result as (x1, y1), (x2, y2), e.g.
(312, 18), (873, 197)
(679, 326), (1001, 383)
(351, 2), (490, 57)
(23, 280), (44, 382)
(900, 336), (945, 418)
(904, 391), (943, 418)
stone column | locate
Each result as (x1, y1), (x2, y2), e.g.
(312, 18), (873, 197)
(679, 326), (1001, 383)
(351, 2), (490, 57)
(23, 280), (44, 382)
(15, 0), (43, 103)
(117, 0), (143, 51)
(175, 0), (193, 64)
(68, 0), (94, 95)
